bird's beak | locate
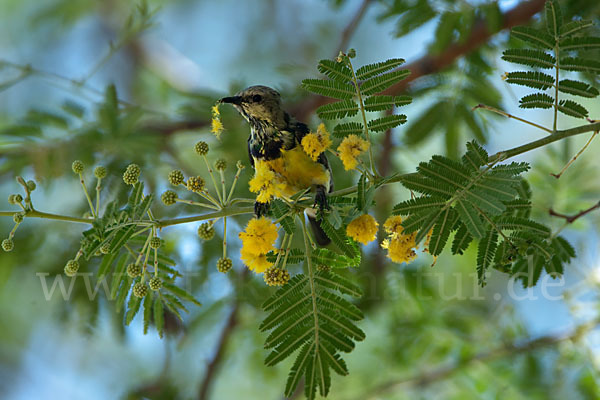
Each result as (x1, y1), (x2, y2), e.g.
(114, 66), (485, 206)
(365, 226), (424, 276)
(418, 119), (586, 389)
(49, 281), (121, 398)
(219, 96), (243, 105)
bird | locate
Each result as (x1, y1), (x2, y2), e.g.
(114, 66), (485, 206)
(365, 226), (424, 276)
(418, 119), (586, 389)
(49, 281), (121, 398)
(220, 85), (332, 245)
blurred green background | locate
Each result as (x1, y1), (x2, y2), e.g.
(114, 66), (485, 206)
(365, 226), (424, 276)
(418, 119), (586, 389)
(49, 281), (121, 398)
(1, 0), (600, 399)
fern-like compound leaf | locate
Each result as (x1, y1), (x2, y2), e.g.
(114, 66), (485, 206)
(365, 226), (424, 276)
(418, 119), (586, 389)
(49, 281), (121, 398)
(545, 0), (562, 37)
(367, 114), (407, 132)
(557, 79), (599, 98)
(363, 95), (412, 111)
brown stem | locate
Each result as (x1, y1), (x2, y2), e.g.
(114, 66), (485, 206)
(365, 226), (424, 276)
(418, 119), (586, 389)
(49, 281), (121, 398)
(197, 302), (239, 400)
(549, 201), (600, 224)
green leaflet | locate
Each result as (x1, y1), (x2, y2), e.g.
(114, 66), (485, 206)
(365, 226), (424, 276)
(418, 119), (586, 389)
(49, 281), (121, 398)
(557, 79), (599, 98)
(317, 59), (353, 83)
(316, 100), (359, 120)
(545, 0), (562, 37)
(355, 58), (405, 80)
(360, 69), (410, 95)
(557, 99), (588, 119)
(333, 122), (363, 138)
(501, 49), (556, 69)
(367, 114), (407, 132)
(519, 93), (554, 109)
(363, 95), (411, 111)
(511, 26), (554, 49)
(505, 71), (554, 90)
(301, 79), (355, 100)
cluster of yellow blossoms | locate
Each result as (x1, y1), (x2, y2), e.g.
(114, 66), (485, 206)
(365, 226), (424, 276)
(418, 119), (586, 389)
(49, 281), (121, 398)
(345, 214), (429, 264)
(301, 123), (333, 161)
(346, 214), (378, 245)
(248, 161), (288, 203)
(211, 104), (224, 139)
(337, 134), (370, 171)
(239, 217), (279, 273)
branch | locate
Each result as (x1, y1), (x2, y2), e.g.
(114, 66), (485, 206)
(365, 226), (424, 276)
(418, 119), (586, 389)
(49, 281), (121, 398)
(197, 302), (239, 400)
(291, 0), (547, 120)
(550, 201), (600, 224)
(335, 0), (373, 55)
(355, 319), (599, 399)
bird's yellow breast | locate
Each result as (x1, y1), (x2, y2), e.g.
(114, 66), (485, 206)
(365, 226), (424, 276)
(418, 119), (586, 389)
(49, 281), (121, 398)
(262, 146), (329, 197)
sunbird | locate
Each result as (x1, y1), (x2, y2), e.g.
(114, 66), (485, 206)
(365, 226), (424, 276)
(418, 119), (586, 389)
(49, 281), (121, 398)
(220, 85), (332, 245)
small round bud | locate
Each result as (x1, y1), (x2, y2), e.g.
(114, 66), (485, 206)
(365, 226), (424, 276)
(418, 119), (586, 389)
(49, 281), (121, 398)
(150, 237), (162, 249)
(161, 190), (178, 206)
(317, 264), (331, 272)
(127, 263), (142, 278)
(13, 213), (24, 224)
(187, 176), (206, 193)
(194, 141), (209, 156)
(217, 257), (233, 273)
(236, 160), (245, 170)
(64, 259), (79, 276)
(123, 164), (141, 185)
(26, 180), (36, 191)
(347, 48), (357, 58)
(72, 160), (84, 174)
(8, 194), (17, 205)
(133, 282), (148, 298)
(149, 277), (162, 291)
(13, 194), (23, 203)
(197, 223), (215, 240)
(264, 267), (290, 286)
(2, 239), (14, 252)
(100, 241), (111, 254)
(94, 166), (107, 179)
(168, 170), (185, 186)
(214, 159), (227, 171)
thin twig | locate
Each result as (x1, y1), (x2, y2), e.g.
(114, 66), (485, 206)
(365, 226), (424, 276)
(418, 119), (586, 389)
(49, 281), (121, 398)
(550, 130), (598, 179)
(473, 103), (553, 134)
(549, 200), (600, 224)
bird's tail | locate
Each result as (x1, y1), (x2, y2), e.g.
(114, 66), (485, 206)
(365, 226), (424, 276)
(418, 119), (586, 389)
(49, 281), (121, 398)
(306, 212), (331, 246)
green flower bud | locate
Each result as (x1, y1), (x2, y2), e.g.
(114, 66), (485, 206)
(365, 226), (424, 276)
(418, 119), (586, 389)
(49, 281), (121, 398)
(217, 257), (233, 273)
(94, 166), (107, 179)
(264, 267), (290, 286)
(150, 237), (161, 249)
(317, 264), (330, 272)
(64, 259), (79, 276)
(13, 194), (23, 203)
(26, 180), (36, 191)
(161, 190), (178, 206)
(236, 160), (245, 170)
(168, 170), (185, 186)
(127, 263), (142, 278)
(133, 282), (148, 298)
(2, 239), (14, 252)
(194, 141), (209, 156)
(8, 194), (17, 205)
(13, 213), (24, 224)
(72, 160), (85, 174)
(123, 164), (140, 185)
(214, 159), (227, 171)
(197, 222), (215, 240)
(347, 48), (357, 58)
(187, 176), (205, 193)
(100, 241), (111, 254)
(149, 277), (162, 291)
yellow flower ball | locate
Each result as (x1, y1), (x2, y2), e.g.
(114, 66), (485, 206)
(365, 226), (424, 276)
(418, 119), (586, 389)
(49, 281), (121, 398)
(337, 134), (370, 171)
(301, 123), (332, 161)
(346, 214), (379, 245)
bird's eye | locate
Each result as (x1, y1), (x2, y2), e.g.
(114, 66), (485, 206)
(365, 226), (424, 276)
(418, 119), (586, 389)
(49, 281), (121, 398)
(252, 94), (262, 103)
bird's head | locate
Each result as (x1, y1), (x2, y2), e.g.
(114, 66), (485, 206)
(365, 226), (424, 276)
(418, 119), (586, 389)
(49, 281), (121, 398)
(220, 85), (286, 128)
